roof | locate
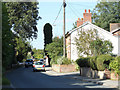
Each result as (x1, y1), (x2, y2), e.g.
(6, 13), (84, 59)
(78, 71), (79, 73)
(66, 21), (112, 37)
(111, 27), (120, 34)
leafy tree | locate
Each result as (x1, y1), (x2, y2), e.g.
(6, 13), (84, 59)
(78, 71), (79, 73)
(45, 37), (63, 61)
(2, 3), (15, 68)
(92, 1), (120, 31)
(32, 48), (44, 59)
(75, 29), (113, 57)
(15, 37), (31, 62)
(5, 2), (41, 39)
(75, 29), (97, 56)
(90, 38), (113, 55)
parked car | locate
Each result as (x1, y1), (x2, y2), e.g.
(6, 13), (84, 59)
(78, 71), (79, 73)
(25, 59), (33, 68)
(40, 59), (46, 65)
(33, 61), (45, 72)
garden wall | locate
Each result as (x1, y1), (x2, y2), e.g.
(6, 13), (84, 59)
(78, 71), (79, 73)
(52, 64), (76, 73)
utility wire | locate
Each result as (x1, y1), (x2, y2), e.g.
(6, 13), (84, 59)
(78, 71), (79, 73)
(67, 3), (79, 18)
(52, 4), (63, 26)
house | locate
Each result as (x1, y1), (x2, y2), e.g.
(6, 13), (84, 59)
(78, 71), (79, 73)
(66, 9), (120, 61)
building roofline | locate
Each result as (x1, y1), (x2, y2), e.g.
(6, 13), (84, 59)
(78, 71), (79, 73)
(111, 27), (120, 34)
(66, 21), (113, 38)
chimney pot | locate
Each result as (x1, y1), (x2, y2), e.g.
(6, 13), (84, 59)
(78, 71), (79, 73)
(85, 9), (87, 13)
(88, 9), (90, 13)
(81, 18), (83, 20)
(78, 18), (80, 21)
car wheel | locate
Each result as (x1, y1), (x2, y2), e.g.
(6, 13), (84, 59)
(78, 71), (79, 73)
(33, 69), (35, 72)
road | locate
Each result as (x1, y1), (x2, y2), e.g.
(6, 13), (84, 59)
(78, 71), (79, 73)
(6, 66), (113, 88)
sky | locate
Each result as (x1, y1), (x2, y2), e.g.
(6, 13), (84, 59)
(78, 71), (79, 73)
(30, 0), (98, 49)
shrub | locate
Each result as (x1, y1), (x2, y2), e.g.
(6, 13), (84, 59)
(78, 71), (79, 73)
(96, 54), (114, 71)
(51, 56), (72, 65)
(89, 56), (97, 70)
(57, 56), (72, 65)
(109, 56), (120, 75)
(2, 76), (10, 85)
(50, 56), (60, 65)
(76, 57), (90, 67)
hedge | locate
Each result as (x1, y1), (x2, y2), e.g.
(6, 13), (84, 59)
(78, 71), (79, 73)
(76, 57), (91, 67)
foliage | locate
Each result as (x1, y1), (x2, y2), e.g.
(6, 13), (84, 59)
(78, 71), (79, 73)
(89, 56), (97, 70)
(96, 54), (114, 71)
(45, 37), (63, 60)
(92, 1), (120, 31)
(32, 48), (44, 59)
(75, 29), (113, 57)
(15, 37), (32, 62)
(50, 56), (60, 65)
(2, 3), (15, 68)
(76, 57), (91, 67)
(75, 29), (97, 56)
(57, 56), (72, 65)
(109, 56), (120, 75)
(72, 21), (77, 29)
(43, 23), (53, 54)
(2, 76), (10, 85)
(90, 38), (113, 56)
(5, 2), (40, 39)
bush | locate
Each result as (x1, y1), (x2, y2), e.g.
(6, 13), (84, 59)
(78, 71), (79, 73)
(57, 56), (72, 65)
(50, 56), (72, 65)
(76, 57), (90, 67)
(89, 56), (97, 70)
(96, 54), (114, 71)
(2, 76), (10, 85)
(109, 56), (120, 75)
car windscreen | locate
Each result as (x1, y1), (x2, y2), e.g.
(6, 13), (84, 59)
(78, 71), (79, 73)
(35, 62), (43, 65)
(26, 60), (33, 62)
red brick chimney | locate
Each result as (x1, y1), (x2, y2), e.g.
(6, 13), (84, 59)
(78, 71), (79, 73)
(83, 9), (92, 23)
(76, 9), (92, 27)
(77, 18), (83, 27)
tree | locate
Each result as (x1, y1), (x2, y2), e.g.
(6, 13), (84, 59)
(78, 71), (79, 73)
(2, 3), (15, 68)
(45, 37), (63, 61)
(92, 1), (120, 31)
(75, 29), (113, 57)
(75, 29), (97, 56)
(15, 37), (32, 62)
(43, 23), (53, 66)
(43, 23), (53, 49)
(90, 38), (113, 56)
(32, 48), (44, 59)
(5, 2), (41, 39)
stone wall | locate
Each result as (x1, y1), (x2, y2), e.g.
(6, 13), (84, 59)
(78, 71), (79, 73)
(52, 64), (76, 73)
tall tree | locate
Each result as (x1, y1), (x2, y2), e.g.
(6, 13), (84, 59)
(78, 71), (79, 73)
(43, 23), (53, 66)
(45, 37), (63, 60)
(92, 1), (120, 31)
(43, 23), (53, 49)
(15, 37), (32, 62)
(5, 2), (41, 39)
(2, 3), (15, 68)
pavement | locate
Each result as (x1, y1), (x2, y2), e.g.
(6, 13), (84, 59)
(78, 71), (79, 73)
(42, 67), (119, 89)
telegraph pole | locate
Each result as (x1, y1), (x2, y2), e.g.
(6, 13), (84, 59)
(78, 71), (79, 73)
(63, 0), (66, 57)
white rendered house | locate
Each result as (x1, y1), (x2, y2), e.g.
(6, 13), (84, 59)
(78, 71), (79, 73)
(66, 9), (120, 61)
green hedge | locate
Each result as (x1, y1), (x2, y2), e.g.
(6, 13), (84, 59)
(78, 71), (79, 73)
(90, 56), (97, 70)
(76, 57), (90, 67)
(109, 56), (120, 75)
(96, 54), (114, 71)
(76, 54), (114, 71)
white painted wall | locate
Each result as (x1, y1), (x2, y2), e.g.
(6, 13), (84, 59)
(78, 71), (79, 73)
(70, 22), (119, 61)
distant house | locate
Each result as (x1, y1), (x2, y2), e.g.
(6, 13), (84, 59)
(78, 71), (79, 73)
(66, 9), (120, 61)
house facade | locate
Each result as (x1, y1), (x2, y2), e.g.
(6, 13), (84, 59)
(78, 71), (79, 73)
(66, 9), (120, 61)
